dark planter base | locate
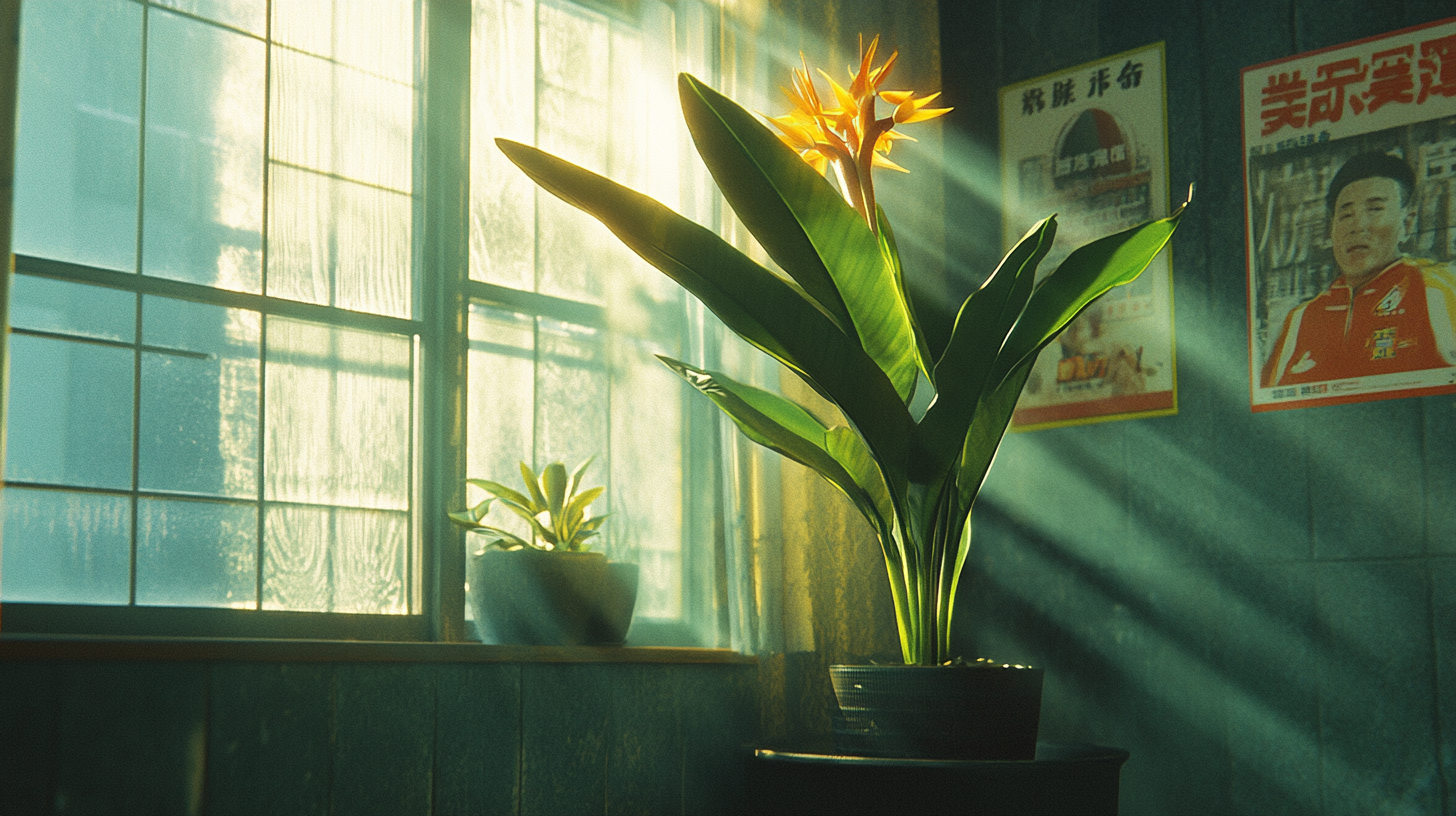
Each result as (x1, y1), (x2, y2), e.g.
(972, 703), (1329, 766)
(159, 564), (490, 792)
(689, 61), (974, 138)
(467, 548), (638, 646)
(830, 664), (1044, 760)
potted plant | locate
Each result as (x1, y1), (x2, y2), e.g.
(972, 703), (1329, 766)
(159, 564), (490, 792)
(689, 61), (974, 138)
(496, 37), (1185, 756)
(449, 458), (638, 646)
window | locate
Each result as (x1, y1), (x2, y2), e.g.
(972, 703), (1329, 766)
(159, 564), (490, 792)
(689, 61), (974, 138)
(2, 0), (728, 645)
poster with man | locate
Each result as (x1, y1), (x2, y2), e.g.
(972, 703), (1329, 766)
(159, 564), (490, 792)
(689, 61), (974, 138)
(1243, 18), (1456, 412)
(999, 43), (1177, 429)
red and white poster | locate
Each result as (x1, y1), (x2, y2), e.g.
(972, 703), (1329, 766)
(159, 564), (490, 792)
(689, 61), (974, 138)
(999, 43), (1177, 429)
(1243, 18), (1456, 411)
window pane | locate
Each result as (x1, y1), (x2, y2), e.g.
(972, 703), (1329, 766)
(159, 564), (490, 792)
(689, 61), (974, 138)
(6, 334), (134, 489)
(143, 10), (265, 293)
(135, 498), (257, 607)
(264, 318), (412, 510)
(535, 318), (607, 469)
(271, 0), (332, 59)
(154, 0), (268, 38)
(262, 504), (409, 614)
(139, 297), (260, 498)
(610, 339), (684, 617)
(335, 0), (413, 86)
(469, 0), (536, 288)
(10, 274), (135, 343)
(535, 2), (609, 303)
(466, 305), (535, 544)
(270, 47), (411, 193)
(13, 0), (142, 271)
(266, 163), (330, 305)
(334, 181), (411, 317)
(0, 489), (131, 605)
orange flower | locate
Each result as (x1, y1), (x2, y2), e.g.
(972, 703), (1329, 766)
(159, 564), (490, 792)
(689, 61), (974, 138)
(767, 35), (951, 232)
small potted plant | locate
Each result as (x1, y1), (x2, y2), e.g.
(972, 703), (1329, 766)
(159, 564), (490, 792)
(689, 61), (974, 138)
(449, 458), (638, 646)
(497, 37), (1185, 756)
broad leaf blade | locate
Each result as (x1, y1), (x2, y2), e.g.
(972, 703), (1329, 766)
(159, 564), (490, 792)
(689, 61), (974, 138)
(660, 355), (893, 539)
(681, 75), (922, 403)
(914, 216), (1055, 478)
(875, 205), (934, 384)
(678, 74), (853, 330)
(496, 138), (913, 488)
(996, 204), (1184, 384)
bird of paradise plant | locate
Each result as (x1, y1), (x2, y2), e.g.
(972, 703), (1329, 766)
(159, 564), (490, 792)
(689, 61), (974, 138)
(496, 37), (1185, 666)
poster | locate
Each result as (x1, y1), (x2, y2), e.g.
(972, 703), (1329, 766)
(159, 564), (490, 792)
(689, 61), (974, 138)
(999, 43), (1177, 429)
(1243, 18), (1456, 412)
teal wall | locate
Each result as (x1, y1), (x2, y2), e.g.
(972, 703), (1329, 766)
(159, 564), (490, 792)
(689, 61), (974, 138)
(0, 657), (757, 815)
(941, 2), (1455, 815)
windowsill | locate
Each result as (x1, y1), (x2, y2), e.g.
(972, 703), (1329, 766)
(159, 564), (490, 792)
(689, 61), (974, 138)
(0, 633), (756, 665)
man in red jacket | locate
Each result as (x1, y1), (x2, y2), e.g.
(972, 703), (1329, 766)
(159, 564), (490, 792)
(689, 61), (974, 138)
(1261, 151), (1456, 387)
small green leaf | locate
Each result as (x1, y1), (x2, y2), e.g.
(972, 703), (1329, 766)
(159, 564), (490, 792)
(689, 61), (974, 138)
(518, 463), (549, 510)
(467, 479), (534, 514)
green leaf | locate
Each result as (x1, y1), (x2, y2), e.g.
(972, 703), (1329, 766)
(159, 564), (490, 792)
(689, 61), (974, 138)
(995, 203), (1185, 385)
(567, 456), (595, 499)
(496, 138), (914, 489)
(659, 355), (893, 541)
(914, 216), (1055, 479)
(678, 74), (853, 331)
(518, 463), (549, 511)
(466, 478), (534, 514)
(679, 76), (923, 404)
(957, 357), (1035, 508)
(875, 205), (934, 385)
(541, 462), (569, 522)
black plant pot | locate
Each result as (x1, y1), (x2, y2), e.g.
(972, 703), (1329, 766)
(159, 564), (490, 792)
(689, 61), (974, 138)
(829, 663), (1044, 760)
(467, 548), (638, 646)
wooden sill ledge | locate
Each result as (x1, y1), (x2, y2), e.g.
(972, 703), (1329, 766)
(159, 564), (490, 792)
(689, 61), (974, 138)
(0, 634), (756, 665)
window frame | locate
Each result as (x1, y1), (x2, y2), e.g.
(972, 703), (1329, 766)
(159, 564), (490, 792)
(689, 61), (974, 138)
(1, 0), (728, 646)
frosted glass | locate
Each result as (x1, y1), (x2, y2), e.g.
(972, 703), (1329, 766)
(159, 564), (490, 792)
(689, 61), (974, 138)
(334, 180), (411, 318)
(465, 305), (535, 544)
(335, 0), (413, 84)
(154, 0), (267, 37)
(264, 318), (412, 510)
(143, 11), (265, 293)
(537, 2), (607, 109)
(610, 338), (683, 615)
(262, 504), (408, 614)
(0, 489), (131, 605)
(135, 498), (257, 608)
(13, 0), (141, 272)
(269, 47), (334, 176)
(138, 297), (260, 498)
(271, 47), (411, 193)
(5, 335), (134, 489)
(333, 64), (411, 193)
(469, 0), (536, 288)
(261, 504), (329, 611)
(535, 318), (607, 471)
(331, 508), (409, 613)
(9, 274), (135, 342)
(271, 0), (332, 59)
(534, 4), (610, 303)
(265, 163), (330, 306)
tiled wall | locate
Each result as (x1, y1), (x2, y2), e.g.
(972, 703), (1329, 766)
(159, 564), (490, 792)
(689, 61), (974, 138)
(941, 2), (1456, 815)
(0, 658), (758, 815)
